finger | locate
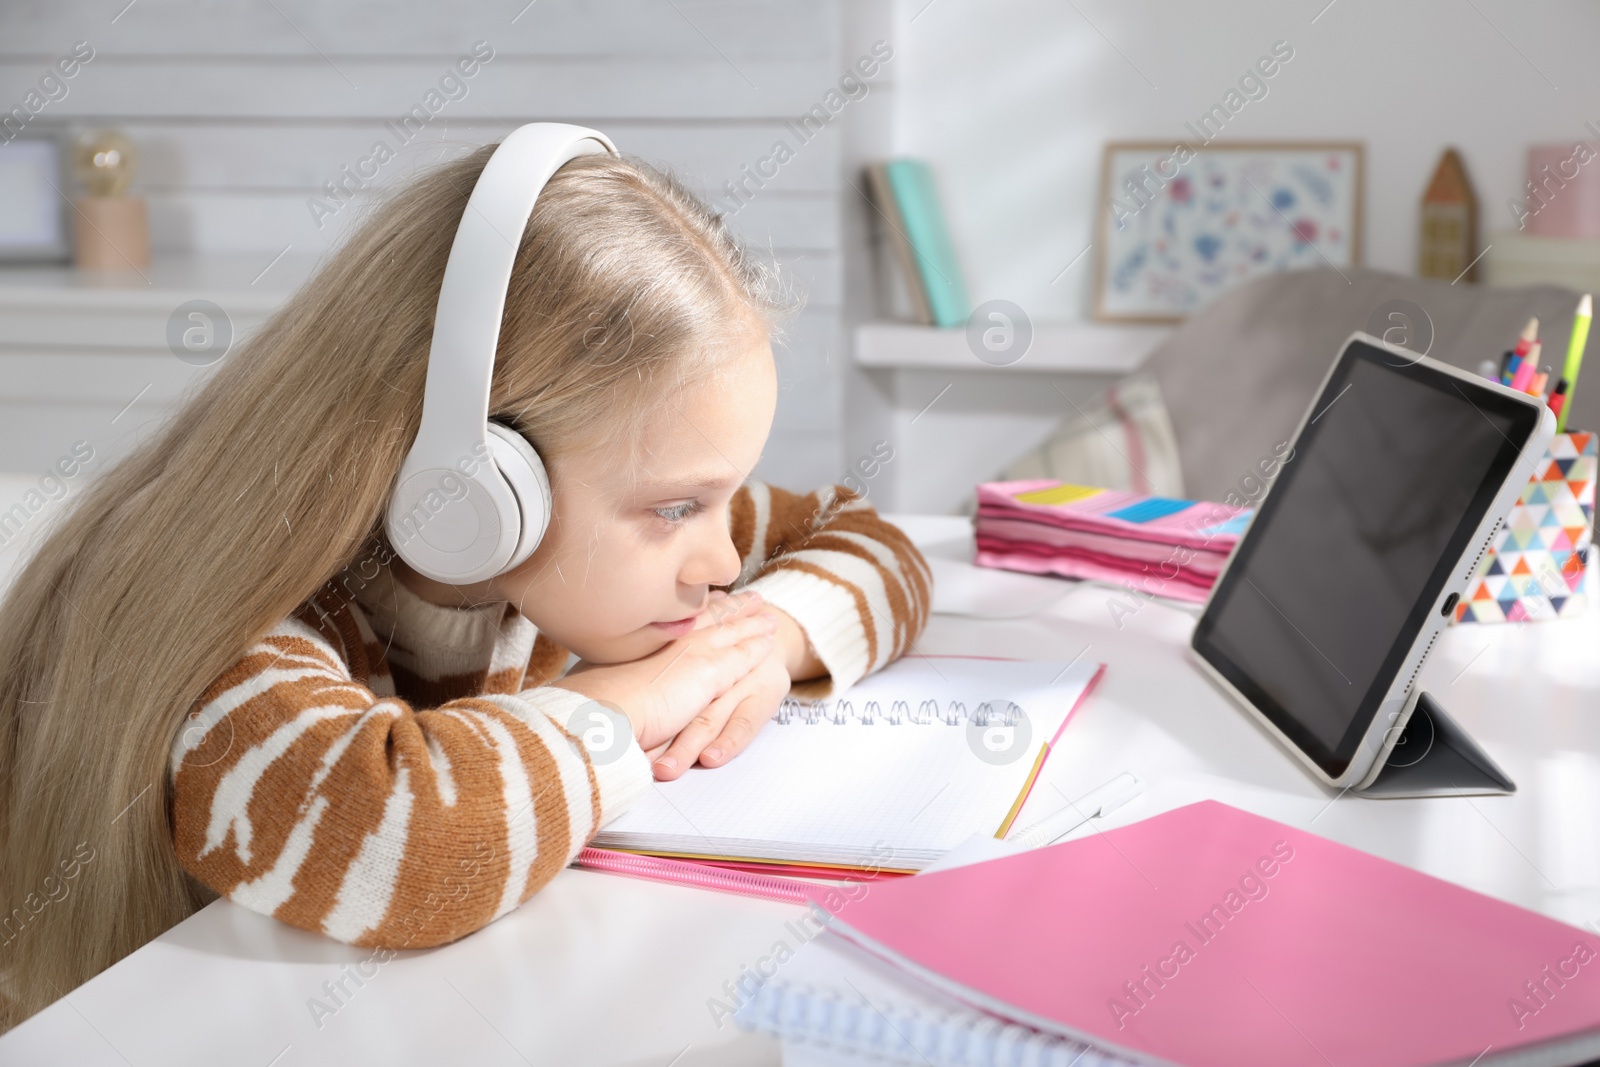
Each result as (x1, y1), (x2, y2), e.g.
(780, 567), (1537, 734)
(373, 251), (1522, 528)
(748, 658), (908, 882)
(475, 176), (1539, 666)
(691, 590), (729, 631)
(699, 631), (775, 696)
(653, 682), (748, 780)
(648, 629), (774, 731)
(693, 608), (776, 650)
(698, 689), (779, 768)
(695, 589), (764, 630)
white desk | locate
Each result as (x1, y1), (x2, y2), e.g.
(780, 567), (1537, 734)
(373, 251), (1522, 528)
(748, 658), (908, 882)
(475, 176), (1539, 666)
(4, 515), (1599, 1066)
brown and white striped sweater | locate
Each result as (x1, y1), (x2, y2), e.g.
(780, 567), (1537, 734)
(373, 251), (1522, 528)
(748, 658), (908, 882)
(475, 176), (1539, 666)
(170, 483), (930, 949)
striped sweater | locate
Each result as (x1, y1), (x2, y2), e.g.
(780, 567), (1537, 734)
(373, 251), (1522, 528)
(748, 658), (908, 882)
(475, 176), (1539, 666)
(170, 483), (930, 949)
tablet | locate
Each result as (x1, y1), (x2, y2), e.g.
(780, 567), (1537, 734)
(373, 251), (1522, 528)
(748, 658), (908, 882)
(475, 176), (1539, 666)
(1191, 332), (1554, 790)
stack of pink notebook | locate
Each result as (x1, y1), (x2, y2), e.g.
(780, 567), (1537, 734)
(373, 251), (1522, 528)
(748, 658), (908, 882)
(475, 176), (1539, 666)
(974, 480), (1249, 603)
(810, 801), (1600, 1066)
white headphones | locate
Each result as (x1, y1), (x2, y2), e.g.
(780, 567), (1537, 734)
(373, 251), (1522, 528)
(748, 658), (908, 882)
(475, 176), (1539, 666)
(385, 123), (618, 584)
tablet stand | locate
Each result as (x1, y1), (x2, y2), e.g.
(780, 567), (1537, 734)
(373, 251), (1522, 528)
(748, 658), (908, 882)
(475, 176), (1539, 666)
(1355, 692), (1515, 798)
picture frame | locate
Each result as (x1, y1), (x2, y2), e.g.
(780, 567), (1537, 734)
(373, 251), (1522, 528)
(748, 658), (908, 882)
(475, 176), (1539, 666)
(1093, 140), (1364, 323)
(0, 132), (71, 264)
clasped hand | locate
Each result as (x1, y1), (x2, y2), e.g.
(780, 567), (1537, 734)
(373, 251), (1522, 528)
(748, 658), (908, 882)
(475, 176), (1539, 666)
(552, 591), (810, 780)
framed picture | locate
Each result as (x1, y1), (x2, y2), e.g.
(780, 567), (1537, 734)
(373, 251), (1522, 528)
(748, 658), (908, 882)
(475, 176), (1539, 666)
(0, 133), (71, 263)
(1093, 141), (1363, 322)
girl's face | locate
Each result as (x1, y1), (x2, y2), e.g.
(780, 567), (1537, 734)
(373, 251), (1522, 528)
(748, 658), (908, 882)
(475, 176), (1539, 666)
(489, 332), (778, 663)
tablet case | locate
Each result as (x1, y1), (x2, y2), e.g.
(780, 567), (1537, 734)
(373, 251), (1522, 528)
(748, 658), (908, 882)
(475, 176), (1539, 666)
(1354, 691), (1515, 797)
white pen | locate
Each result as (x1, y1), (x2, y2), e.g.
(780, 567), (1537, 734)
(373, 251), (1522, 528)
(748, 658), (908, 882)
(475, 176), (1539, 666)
(1007, 772), (1143, 848)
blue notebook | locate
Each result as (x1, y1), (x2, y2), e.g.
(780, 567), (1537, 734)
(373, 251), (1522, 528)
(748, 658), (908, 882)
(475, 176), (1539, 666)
(883, 160), (970, 328)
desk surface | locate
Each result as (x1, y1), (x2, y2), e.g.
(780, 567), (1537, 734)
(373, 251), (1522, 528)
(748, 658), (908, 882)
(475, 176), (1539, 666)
(4, 514), (1599, 1066)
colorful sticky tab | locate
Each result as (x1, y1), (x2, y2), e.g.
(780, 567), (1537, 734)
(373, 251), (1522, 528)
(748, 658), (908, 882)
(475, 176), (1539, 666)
(1105, 497), (1196, 524)
(1013, 483), (1104, 507)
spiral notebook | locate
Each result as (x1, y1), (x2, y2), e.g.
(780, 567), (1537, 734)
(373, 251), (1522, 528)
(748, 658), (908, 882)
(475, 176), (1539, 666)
(592, 656), (1103, 872)
(735, 930), (1135, 1067)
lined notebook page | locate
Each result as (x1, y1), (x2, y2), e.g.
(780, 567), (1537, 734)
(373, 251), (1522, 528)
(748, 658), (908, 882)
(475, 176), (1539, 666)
(592, 657), (1100, 869)
(735, 931), (1130, 1066)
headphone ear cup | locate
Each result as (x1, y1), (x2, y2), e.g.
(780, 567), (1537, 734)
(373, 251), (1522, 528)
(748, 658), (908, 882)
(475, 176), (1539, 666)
(484, 422), (552, 572)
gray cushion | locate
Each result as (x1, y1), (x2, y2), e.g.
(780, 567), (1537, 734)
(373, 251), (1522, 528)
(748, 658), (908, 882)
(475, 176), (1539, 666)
(1143, 267), (1588, 502)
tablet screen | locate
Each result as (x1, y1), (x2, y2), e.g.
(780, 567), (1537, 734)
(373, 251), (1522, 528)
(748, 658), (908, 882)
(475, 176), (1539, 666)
(1192, 340), (1540, 778)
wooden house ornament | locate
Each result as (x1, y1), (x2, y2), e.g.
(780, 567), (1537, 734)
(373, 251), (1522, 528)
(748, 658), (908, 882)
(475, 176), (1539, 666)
(1419, 148), (1479, 282)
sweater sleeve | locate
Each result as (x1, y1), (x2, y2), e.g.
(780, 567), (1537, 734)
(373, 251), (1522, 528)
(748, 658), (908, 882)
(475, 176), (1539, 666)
(168, 614), (651, 950)
(730, 482), (931, 696)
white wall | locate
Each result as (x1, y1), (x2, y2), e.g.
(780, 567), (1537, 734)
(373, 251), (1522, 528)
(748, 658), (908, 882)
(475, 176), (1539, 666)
(0, 0), (850, 487)
(11, 0), (1600, 496)
(892, 0), (1600, 321)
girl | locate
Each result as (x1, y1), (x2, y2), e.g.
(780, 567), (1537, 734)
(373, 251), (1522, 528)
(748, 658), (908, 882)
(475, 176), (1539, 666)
(0, 137), (930, 1030)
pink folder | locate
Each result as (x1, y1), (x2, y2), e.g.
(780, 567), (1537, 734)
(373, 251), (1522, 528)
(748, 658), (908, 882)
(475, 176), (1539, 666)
(813, 800), (1600, 1067)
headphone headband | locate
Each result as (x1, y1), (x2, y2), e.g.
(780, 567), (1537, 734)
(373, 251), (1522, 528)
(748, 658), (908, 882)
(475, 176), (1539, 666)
(409, 124), (616, 462)
(387, 123), (618, 584)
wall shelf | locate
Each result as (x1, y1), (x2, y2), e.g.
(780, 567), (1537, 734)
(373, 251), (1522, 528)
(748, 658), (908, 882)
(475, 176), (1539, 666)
(1484, 230), (1600, 293)
(0, 254), (313, 475)
(847, 319), (1173, 512)
(854, 320), (1171, 375)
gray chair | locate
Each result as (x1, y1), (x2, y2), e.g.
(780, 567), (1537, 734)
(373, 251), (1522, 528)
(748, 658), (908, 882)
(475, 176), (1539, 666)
(1142, 267), (1588, 502)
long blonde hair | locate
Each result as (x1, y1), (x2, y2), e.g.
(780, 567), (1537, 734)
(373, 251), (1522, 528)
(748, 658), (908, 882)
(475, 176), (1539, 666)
(0, 143), (790, 1029)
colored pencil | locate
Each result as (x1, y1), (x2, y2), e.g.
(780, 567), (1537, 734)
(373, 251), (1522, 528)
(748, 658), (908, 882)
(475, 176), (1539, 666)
(1551, 378), (1570, 422)
(1558, 295), (1591, 432)
(1511, 341), (1541, 394)
(1504, 317), (1539, 386)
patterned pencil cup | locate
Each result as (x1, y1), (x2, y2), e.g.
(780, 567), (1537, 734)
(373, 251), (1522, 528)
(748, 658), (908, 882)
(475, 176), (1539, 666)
(1456, 431), (1596, 624)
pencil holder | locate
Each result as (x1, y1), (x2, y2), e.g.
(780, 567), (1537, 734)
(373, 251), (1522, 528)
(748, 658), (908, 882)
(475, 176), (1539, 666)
(1455, 430), (1596, 624)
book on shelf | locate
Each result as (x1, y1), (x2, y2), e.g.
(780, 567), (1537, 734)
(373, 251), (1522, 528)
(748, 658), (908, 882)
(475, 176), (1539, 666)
(865, 160), (970, 328)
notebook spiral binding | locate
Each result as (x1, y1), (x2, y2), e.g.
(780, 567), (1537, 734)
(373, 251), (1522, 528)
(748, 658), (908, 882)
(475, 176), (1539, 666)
(735, 979), (1133, 1067)
(774, 697), (1025, 727)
